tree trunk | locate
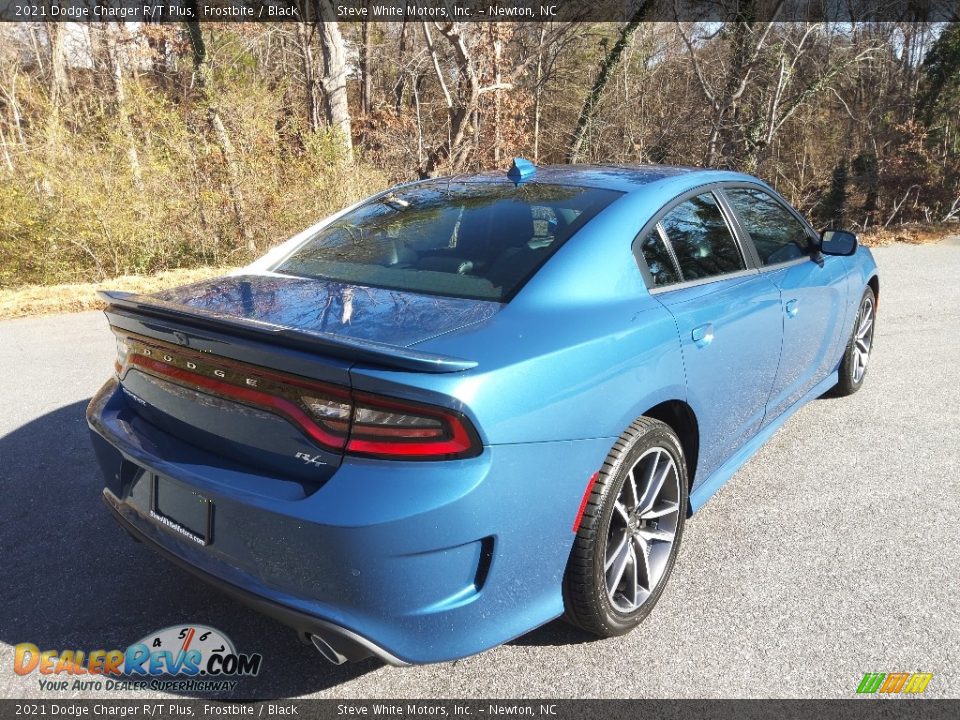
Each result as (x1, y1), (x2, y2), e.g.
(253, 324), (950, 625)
(2, 72), (27, 146)
(296, 21), (322, 133)
(492, 25), (503, 164)
(185, 18), (255, 254)
(360, 16), (372, 115)
(567, 4), (651, 164)
(316, 1), (354, 162)
(420, 22), (479, 177)
(104, 24), (143, 189)
(393, 14), (408, 114)
(533, 26), (546, 163)
(47, 25), (69, 113)
(0, 125), (13, 172)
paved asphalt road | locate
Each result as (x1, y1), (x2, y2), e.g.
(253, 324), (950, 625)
(1, 240), (958, 700)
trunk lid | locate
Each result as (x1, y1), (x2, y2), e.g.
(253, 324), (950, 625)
(103, 274), (498, 484)
(151, 273), (502, 348)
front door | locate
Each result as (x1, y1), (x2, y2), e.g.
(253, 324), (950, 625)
(721, 187), (850, 420)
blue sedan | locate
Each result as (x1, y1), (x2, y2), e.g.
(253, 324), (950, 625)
(87, 161), (879, 665)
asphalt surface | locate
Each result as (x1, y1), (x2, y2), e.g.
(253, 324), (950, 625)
(1, 239), (958, 699)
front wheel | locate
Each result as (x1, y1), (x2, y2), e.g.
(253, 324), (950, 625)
(563, 417), (688, 637)
(834, 286), (876, 396)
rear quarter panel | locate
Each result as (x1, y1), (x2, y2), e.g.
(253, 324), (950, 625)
(349, 299), (684, 446)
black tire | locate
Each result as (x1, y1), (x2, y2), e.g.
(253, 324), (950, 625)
(563, 417), (688, 637)
(833, 286), (877, 397)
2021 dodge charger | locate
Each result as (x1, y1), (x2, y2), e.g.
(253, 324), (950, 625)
(88, 161), (879, 665)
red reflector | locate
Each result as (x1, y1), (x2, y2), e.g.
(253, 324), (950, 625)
(572, 472), (600, 533)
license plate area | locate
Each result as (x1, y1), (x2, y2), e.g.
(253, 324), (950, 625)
(150, 475), (213, 546)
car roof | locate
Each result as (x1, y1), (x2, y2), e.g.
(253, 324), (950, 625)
(432, 163), (764, 194)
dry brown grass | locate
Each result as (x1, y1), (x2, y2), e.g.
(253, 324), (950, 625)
(2, 220), (958, 320)
(0, 266), (235, 320)
(859, 222), (959, 247)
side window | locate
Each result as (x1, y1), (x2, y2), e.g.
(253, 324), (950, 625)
(638, 231), (681, 287)
(725, 188), (812, 265)
(659, 193), (745, 280)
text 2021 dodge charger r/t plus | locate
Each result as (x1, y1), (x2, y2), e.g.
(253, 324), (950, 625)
(87, 162), (879, 665)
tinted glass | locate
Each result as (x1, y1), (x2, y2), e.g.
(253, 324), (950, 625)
(638, 231), (680, 286)
(725, 188), (812, 265)
(275, 182), (621, 302)
(659, 193), (744, 280)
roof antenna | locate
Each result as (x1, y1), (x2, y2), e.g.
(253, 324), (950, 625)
(507, 157), (536, 183)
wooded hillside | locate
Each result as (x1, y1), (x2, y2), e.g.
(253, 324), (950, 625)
(1, 16), (958, 288)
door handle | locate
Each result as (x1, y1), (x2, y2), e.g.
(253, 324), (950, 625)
(785, 299), (800, 318)
(691, 323), (714, 348)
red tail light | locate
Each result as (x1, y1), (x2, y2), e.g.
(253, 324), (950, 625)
(115, 332), (481, 460)
(346, 392), (479, 459)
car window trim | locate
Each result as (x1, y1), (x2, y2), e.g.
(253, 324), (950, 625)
(754, 255), (810, 272)
(713, 188), (762, 268)
(647, 266), (760, 295)
(715, 183), (820, 272)
(631, 182), (757, 293)
(654, 222), (684, 284)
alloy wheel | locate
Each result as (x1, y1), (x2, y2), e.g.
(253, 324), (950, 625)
(604, 447), (681, 613)
(852, 296), (875, 384)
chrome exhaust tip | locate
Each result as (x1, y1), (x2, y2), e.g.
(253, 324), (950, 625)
(310, 633), (349, 665)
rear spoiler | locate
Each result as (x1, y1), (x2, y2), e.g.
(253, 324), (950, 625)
(99, 291), (477, 374)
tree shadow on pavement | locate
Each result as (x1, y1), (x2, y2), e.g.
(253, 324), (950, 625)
(0, 400), (375, 699)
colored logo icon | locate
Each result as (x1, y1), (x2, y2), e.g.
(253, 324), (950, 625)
(856, 672), (933, 694)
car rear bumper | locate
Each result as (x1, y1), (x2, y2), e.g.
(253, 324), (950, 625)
(101, 490), (407, 665)
(87, 378), (613, 664)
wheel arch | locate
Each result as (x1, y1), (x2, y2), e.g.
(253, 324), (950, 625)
(867, 274), (879, 307)
(641, 400), (699, 511)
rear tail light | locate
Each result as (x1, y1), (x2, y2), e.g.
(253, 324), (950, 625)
(302, 395), (352, 436)
(346, 393), (478, 459)
(114, 332), (481, 460)
(114, 337), (129, 374)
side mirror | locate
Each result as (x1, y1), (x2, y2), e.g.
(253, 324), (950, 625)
(820, 229), (858, 256)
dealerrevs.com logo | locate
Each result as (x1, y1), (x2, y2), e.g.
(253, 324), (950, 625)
(14, 625), (262, 693)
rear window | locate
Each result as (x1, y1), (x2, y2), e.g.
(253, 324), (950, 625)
(274, 182), (622, 302)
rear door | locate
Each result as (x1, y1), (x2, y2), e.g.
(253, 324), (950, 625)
(635, 190), (783, 484)
(720, 186), (850, 421)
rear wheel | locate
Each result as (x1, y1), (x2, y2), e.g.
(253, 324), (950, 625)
(834, 286), (876, 397)
(563, 418), (688, 637)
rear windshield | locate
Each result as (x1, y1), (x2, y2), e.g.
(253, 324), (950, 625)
(274, 182), (622, 302)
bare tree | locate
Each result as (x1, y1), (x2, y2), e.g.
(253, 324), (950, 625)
(315, 0), (354, 161)
(186, 18), (255, 253)
(678, 1), (784, 166)
(103, 23), (143, 189)
(360, 14), (372, 115)
(567, 3), (653, 164)
(420, 22), (571, 177)
(296, 21), (322, 133)
(47, 25), (69, 114)
(3, 19), (959, 290)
